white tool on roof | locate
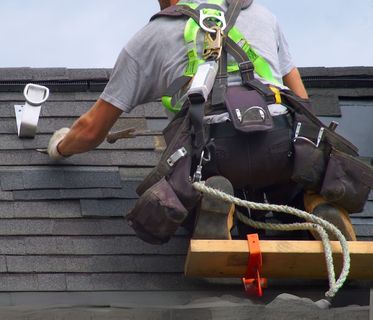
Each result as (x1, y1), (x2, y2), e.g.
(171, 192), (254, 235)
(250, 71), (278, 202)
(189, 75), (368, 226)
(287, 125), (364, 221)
(15, 83), (50, 138)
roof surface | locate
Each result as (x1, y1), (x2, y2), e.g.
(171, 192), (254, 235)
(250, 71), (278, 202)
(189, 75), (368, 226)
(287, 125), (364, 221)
(0, 67), (372, 311)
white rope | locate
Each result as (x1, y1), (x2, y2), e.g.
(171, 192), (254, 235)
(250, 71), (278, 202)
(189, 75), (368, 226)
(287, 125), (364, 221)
(193, 181), (351, 298)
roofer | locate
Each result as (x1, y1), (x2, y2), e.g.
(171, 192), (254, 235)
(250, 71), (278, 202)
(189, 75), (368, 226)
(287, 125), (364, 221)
(48, 0), (372, 244)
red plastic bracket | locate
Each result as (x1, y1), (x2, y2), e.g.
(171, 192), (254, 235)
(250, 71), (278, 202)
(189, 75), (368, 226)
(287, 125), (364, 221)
(242, 233), (267, 297)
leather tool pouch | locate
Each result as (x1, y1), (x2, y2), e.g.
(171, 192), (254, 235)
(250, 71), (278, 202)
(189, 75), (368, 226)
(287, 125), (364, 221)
(126, 178), (188, 244)
(225, 86), (273, 133)
(321, 148), (373, 213)
(128, 110), (200, 244)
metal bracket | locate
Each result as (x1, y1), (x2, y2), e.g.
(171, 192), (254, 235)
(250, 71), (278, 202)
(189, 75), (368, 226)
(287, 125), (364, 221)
(167, 147), (187, 167)
(15, 83), (50, 138)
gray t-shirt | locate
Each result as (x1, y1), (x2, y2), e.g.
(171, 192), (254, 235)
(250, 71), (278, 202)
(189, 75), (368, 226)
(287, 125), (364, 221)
(101, 0), (295, 113)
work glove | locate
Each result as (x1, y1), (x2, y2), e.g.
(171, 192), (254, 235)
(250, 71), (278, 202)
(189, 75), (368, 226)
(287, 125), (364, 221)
(48, 127), (70, 160)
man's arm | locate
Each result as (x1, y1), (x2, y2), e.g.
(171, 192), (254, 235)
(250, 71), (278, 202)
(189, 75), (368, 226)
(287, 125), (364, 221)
(55, 99), (122, 157)
(283, 67), (309, 99)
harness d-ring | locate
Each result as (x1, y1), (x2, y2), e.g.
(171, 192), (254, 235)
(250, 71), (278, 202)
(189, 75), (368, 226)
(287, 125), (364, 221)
(199, 9), (227, 33)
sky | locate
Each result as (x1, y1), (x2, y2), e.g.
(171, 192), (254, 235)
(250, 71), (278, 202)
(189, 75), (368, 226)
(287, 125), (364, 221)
(0, 0), (372, 68)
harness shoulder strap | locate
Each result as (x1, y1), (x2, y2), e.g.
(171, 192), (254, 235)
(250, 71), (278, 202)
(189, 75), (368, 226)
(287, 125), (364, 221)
(150, 5), (184, 21)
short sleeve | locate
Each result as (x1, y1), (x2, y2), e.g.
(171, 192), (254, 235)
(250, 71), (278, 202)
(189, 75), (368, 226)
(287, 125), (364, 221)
(100, 48), (141, 113)
(276, 20), (295, 77)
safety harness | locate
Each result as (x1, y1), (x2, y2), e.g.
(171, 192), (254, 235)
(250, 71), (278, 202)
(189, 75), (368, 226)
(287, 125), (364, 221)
(154, 0), (280, 114)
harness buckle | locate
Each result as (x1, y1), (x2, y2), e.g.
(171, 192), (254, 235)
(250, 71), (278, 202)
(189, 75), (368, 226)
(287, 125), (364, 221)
(239, 61), (255, 81)
(199, 9), (226, 33)
(203, 26), (223, 61)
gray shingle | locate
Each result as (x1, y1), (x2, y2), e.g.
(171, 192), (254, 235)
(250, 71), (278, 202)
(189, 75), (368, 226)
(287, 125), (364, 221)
(0, 238), (26, 254)
(0, 273), (64, 291)
(119, 167), (153, 179)
(0, 134), (156, 150)
(13, 188), (122, 200)
(102, 179), (141, 199)
(63, 167), (121, 189)
(0, 68), (33, 81)
(0, 219), (136, 236)
(65, 273), (195, 291)
(0, 150), (160, 166)
(67, 69), (110, 81)
(24, 236), (189, 255)
(0, 135), (50, 150)
(80, 199), (137, 217)
(311, 94), (341, 116)
(41, 101), (93, 117)
(36, 274), (67, 291)
(0, 256), (7, 272)
(352, 225), (373, 237)
(51, 219), (134, 235)
(6, 255), (185, 273)
(0, 202), (14, 218)
(0, 274), (38, 291)
(0, 171), (24, 190)
(146, 118), (169, 131)
(0, 190), (13, 201)
(59, 189), (107, 200)
(31, 68), (68, 81)
(12, 201), (81, 218)
(13, 189), (62, 201)
(0, 117), (147, 134)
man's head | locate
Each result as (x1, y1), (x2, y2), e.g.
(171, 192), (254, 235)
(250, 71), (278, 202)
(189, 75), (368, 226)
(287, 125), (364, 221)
(158, 0), (178, 10)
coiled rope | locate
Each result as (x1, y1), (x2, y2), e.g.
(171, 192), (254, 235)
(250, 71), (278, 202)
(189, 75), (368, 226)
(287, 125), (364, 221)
(193, 181), (350, 298)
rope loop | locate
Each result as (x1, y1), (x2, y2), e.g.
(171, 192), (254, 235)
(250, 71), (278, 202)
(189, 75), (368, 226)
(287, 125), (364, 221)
(193, 181), (350, 298)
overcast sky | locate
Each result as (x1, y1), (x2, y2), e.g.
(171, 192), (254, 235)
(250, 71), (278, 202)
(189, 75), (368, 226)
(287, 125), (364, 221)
(1, 0), (372, 68)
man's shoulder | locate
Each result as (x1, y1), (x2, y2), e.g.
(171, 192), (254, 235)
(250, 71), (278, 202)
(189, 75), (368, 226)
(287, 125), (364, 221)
(124, 14), (185, 60)
(248, 3), (278, 21)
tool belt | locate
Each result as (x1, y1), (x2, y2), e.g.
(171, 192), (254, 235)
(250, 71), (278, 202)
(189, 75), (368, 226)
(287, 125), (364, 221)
(282, 91), (373, 213)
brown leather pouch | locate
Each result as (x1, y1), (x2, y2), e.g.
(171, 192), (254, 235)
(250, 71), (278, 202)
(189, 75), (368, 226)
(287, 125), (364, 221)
(225, 86), (273, 133)
(321, 148), (373, 213)
(126, 177), (188, 244)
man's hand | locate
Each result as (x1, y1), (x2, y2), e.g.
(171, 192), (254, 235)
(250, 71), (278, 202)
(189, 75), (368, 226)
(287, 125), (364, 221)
(48, 127), (70, 160)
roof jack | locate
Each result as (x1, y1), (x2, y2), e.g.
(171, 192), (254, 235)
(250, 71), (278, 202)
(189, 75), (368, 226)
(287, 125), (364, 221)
(14, 83), (50, 138)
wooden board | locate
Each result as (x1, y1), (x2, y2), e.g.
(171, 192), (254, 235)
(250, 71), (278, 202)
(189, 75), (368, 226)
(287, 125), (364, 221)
(185, 240), (373, 280)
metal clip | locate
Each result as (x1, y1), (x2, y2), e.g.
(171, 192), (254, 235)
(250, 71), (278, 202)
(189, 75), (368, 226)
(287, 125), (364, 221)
(15, 83), (50, 138)
(193, 150), (211, 182)
(167, 147), (187, 167)
(203, 26), (223, 61)
(235, 109), (242, 122)
(316, 127), (325, 148)
(199, 9), (226, 33)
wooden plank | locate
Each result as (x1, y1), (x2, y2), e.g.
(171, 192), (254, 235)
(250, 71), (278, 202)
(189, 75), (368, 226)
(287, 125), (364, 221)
(185, 240), (373, 280)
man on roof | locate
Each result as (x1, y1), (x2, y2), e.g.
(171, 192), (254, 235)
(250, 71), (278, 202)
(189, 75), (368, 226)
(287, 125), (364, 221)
(48, 0), (359, 243)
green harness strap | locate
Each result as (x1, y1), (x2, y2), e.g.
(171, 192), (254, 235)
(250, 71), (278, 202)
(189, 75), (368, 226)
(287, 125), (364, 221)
(162, 0), (279, 113)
